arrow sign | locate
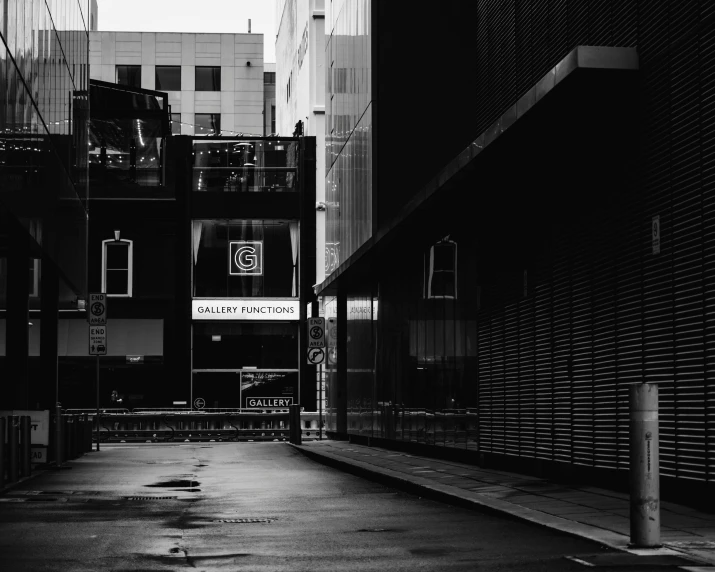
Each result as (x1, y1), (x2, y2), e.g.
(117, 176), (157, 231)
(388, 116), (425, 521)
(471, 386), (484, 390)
(307, 347), (325, 365)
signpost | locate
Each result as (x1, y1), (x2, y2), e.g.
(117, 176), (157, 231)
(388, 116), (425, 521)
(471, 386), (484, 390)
(88, 293), (107, 451)
(306, 319), (326, 439)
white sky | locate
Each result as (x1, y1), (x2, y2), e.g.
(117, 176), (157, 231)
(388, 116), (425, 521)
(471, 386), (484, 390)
(96, 0), (277, 63)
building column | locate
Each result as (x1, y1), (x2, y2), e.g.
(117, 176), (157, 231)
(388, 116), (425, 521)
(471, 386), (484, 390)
(336, 291), (348, 435)
(7, 217), (30, 409)
(39, 255), (59, 410)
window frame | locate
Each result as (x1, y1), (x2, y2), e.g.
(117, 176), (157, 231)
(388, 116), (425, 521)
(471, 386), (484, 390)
(115, 65), (142, 88)
(101, 238), (134, 297)
(155, 65), (182, 91)
(194, 113), (221, 136)
(426, 239), (458, 300)
(195, 66), (221, 91)
(170, 112), (182, 135)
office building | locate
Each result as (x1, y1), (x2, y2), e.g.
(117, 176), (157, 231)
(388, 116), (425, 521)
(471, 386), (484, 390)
(276, 0), (326, 285)
(317, 0), (715, 503)
(89, 31), (264, 137)
(0, 0), (90, 410)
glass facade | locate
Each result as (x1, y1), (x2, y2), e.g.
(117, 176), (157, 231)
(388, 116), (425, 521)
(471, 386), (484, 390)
(325, 231), (479, 448)
(0, 0), (89, 298)
(192, 139), (299, 193)
(325, 0), (372, 274)
(88, 83), (169, 189)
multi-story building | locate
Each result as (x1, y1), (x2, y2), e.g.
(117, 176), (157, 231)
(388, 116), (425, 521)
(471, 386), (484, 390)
(89, 31), (265, 137)
(264, 63), (276, 136)
(317, 1), (715, 505)
(275, 0), (326, 285)
(79, 77), (317, 410)
(0, 0), (90, 410)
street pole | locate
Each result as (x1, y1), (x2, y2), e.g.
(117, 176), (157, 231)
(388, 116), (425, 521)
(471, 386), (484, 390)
(319, 363), (323, 440)
(95, 354), (100, 451)
(629, 383), (660, 547)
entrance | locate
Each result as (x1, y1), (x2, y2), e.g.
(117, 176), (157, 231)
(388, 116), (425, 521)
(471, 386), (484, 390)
(191, 369), (298, 409)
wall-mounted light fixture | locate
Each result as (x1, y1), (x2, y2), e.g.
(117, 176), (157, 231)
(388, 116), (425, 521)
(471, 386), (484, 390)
(211, 335), (222, 342)
(114, 230), (121, 241)
(316, 201), (326, 211)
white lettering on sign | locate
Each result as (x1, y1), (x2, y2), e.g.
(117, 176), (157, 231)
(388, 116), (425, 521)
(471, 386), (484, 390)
(89, 325), (107, 355)
(192, 299), (300, 321)
(88, 292), (107, 325)
(245, 397), (293, 408)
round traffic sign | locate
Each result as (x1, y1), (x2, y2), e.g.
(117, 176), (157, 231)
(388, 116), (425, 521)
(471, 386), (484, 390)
(194, 397), (205, 409)
(310, 326), (323, 339)
(91, 302), (105, 316)
(307, 347), (325, 365)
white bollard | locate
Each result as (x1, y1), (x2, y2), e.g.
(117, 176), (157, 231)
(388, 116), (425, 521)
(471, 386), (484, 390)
(629, 383), (661, 548)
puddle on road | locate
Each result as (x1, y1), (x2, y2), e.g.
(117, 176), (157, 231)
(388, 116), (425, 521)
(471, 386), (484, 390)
(145, 480), (200, 488)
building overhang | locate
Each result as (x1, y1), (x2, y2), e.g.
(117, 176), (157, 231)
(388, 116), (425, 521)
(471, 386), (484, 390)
(315, 45), (639, 297)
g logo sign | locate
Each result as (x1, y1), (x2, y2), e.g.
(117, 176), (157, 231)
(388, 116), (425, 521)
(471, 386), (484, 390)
(229, 241), (263, 275)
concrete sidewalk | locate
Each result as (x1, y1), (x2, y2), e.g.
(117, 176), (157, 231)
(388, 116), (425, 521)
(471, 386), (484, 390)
(292, 439), (715, 570)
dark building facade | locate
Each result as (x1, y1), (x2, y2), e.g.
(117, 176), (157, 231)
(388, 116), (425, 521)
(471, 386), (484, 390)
(75, 79), (317, 410)
(319, 0), (715, 501)
(0, 0), (90, 411)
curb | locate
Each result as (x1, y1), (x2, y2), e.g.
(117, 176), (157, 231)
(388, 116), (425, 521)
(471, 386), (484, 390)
(290, 443), (715, 567)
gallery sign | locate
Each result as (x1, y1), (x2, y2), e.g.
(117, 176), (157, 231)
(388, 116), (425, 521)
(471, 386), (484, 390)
(192, 299), (300, 320)
(245, 397), (293, 408)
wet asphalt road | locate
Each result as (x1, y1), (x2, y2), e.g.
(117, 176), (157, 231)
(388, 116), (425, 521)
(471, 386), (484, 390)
(0, 442), (657, 571)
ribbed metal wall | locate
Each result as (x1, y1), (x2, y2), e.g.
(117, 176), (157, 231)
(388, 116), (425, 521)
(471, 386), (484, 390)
(475, 1), (715, 484)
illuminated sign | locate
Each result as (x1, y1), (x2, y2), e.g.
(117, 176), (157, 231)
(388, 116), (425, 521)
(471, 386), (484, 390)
(229, 241), (263, 275)
(245, 397), (293, 408)
(192, 299), (300, 320)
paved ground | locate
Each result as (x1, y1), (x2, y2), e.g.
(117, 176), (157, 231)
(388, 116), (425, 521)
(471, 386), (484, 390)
(2, 441), (707, 571)
(293, 439), (715, 570)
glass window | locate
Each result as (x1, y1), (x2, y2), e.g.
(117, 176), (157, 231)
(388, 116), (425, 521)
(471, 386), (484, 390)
(271, 105), (276, 135)
(29, 258), (40, 298)
(195, 66), (221, 91)
(426, 240), (457, 299)
(155, 66), (181, 91)
(116, 65), (141, 88)
(170, 113), (181, 135)
(102, 239), (133, 297)
(195, 113), (221, 136)
(192, 219), (296, 298)
(264, 72), (276, 84)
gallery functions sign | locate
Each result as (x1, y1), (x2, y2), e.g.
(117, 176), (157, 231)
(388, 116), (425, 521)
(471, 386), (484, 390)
(192, 298), (300, 320)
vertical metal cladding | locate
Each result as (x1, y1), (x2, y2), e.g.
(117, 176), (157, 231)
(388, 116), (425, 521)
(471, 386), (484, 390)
(325, 1), (715, 491)
(470, 1), (715, 484)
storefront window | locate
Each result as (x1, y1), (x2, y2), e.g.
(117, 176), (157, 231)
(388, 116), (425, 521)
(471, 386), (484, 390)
(193, 322), (298, 369)
(192, 219), (297, 298)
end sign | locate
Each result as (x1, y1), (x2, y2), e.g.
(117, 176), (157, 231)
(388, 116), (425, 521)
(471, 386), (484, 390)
(88, 292), (107, 325)
(308, 317), (325, 348)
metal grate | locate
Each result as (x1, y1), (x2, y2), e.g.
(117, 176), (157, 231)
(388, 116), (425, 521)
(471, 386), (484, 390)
(123, 496), (177, 500)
